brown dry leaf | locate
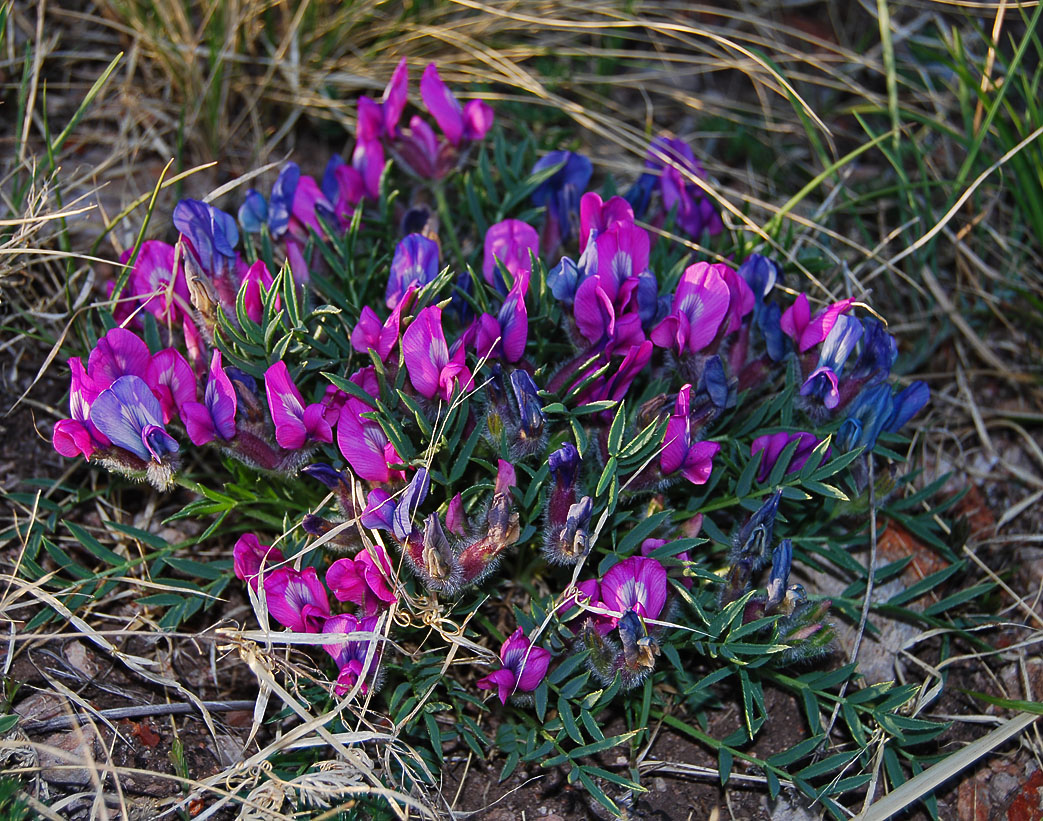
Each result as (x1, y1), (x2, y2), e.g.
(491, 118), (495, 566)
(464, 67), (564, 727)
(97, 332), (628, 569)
(878, 523), (950, 600)
(1007, 769), (1043, 821)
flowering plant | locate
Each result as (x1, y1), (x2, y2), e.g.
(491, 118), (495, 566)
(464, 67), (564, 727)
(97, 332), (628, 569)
(48, 60), (942, 816)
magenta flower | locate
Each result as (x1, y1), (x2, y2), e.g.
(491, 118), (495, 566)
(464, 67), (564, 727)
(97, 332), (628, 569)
(263, 566), (331, 632)
(661, 384), (720, 485)
(640, 537), (694, 590)
(326, 545), (397, 615)
(146, 348), (195, 424)
(351, 136), (385, 201)
(483, 219), (539, 295)
(596, 223), (649, 283)
(650, 262), (731, 355)
(351, 285), (416, 362)
(474, 285), (528, 363)
(357, 57), (408, 140)
(476, 628), (552, 705)
(88, 375), (179, 464)
(87, 327), (152, 390)
(579, 192), (634, 253)
(402, 305), (472, 401)
(319, 385), (349, 427)
(52, 358), (110, 460)
(239, 260), (276, 324)
(337, 396), (404, 484)
(751, 431), (826, 484)
(578, 340), (653, 406)
(779, 293), (856, 353)
(600, 556), (668, 621)
(233, 533), (284, 592)
(182, 350), (237, 446)
(322, 613), (382, 695)
(557, 579), (615, 634)
(122, 241), (188, 323)
(719, 264), (756, 335)
(573, 271), (645, 350)
(420, 63), (494, 146)
(445, 493), (469, 537)
(263, 362), (333, 449)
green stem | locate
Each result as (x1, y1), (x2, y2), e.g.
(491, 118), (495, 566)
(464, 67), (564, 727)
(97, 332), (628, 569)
(433, 184), (467, 276)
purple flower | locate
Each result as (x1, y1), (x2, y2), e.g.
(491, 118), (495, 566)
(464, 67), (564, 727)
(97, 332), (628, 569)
(52, 358), (110, 460)
(582, 340), (653, 406)
(263, 566), (331, 633)
(122, 241), (188, 323)
(661, 384), (720, 485)
(326, 545), (397, 615)
(600, 556), (668, 622)
(173, 199), (239, 279)
(352, 137), (385, 202)
(645, 136), (723, 238)
(392, 468), (430, 541)
(145, 348), (195, 424)
(800, 315), (864, 409)
(87, 327), (152, 390)
(650, 262), (731, 356)
(476, 628), (552, 705)
(357, 58), (408, 140)
(321, 156), (366, 224)
(182, 350), (237, 446)
(263, 362), (333, 449)
(386, 234), (440, 309)
(483, 219), (539, 295)
(751, 432), (825, 484)
(573, 271), (644, 351)
(475, 284), (528, 364)
(336, 397), (404, 483)
(531, 150), (592, 247)
(445, 493), (469, 537)
(738, 254), (780, 302)
(322, 613), (382, 695)
(401, 306), (473, 401)
(780, 293), (855, 353)
(361, 489), (397, 531)
(641, 537), (694, 590)
(579, 192), (634, 254)
(233, 533), (284, 592)
(88, 375), (180, 463)
(419, 64), (494, 146)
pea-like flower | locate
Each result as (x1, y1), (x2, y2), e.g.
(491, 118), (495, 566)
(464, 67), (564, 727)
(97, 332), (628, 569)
(476, 628), (552, 705)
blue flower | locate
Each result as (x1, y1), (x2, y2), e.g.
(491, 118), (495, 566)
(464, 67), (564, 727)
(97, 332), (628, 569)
(531, 151), (593, 244)
(800, 315), (864, 408)
(386, 233), (440, 309)
(89, 375), (179, 463)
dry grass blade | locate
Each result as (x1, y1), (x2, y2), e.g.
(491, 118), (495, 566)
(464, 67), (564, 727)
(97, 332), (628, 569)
(855, 713), (1040, 821)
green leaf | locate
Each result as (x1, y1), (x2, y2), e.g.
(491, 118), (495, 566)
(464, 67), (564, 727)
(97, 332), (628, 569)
(606, 401), (627, 455)
(65, 522), (124, 567)
(719, 747), (733, 785)
(558, 696), (584, 744)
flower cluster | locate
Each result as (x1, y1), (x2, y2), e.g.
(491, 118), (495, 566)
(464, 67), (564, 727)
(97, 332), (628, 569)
(234, 533), (389, 694)
(53, 61), (930, 710)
